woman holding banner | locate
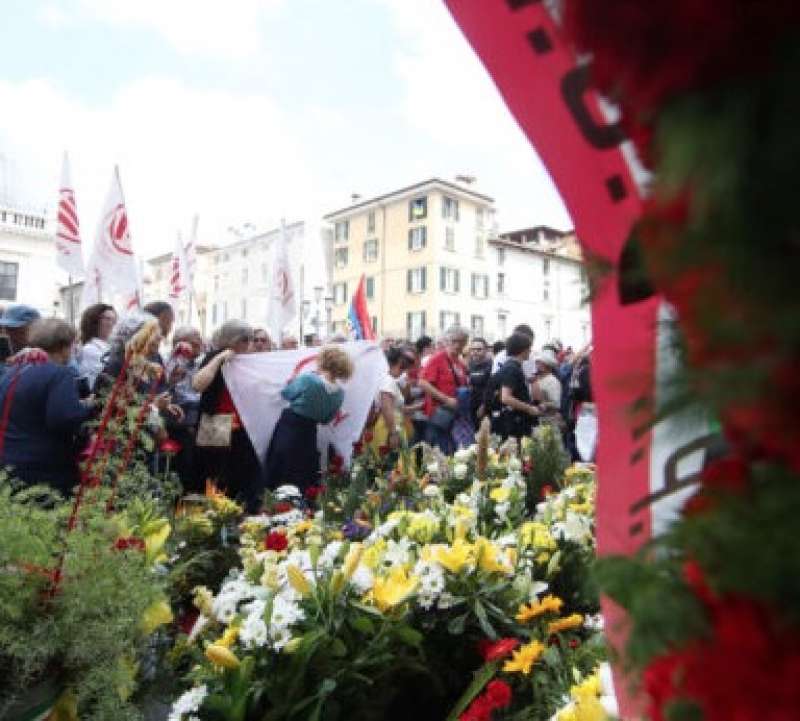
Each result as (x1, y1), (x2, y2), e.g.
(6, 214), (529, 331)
(264, 345), (353, 492)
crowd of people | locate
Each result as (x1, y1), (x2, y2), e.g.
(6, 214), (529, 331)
(0, 301), (593, 511)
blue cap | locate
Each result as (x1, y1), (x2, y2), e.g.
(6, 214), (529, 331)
(0, 304), (41, 328)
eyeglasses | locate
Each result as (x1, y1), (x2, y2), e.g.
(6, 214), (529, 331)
(253, 336), (269, 344)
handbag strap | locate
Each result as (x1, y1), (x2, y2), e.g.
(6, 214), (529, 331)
(444, 355), (465, 388)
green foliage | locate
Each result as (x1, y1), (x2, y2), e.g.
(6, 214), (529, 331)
(522, 425), (570, 506)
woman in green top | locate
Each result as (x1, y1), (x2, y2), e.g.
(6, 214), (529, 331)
(264, 345), (354, 491)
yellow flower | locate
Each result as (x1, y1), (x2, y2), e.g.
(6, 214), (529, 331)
(558, 672), (607, 721)
(536, 552), (551, 565)
(283, 637), (302, 654)
(572, 674), (602, 702)
(342, 543), (364, 580)
(192, 586), (214, 616)
(286, 564), (312, 597)
(407, 513), (438, 543)
(503, 639), (545, 675)
(547, 613), (584, 635)
(475, 537), (511, 575)
(516, 594), (564, 623)
(490, 486), (510, 503)
(434, 539), (475, 575)
(290, 519), (313, 535)
(569, 501), (593, 515)
(371, 566), (419, 611)
(205, 643), (240, 669)
(215, 626), (240, 648)
(362, 539), (386, 569)
(520, 522), (557, 550)
(140, 598), (173, 635)
(143, 521), (171, 565)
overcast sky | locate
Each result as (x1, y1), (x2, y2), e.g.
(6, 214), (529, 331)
(0, 0), (571, 278)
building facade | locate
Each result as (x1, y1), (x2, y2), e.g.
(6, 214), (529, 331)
(323, 179), (591, 347)
(323, 178), (499, 340)
(143, 221), (330, 341)
(0, 201), (64, 319)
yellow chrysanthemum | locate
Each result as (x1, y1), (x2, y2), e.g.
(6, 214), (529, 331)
(291, 520), (313, 535)
(215, 625), (240, 648)
(547, 613), (584, 635)
(407, 513), (438, 543)
(205, 643), (240, 669)
(516, 594), (564, 623)
(371, 566), (419, 611)
(502, 639), (545, 675)
(520, 522), (557, 550)
(434, 539), (475, 575)
(362, 539), (387, 569)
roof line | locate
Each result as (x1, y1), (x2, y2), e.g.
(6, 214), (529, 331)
(323, 178), (494, 219)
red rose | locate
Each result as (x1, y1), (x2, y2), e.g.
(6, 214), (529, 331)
(305, 485), (323, 502)
(363, 430), (374, 443)
(485, 679), (512, 709)
(265, 530), (288, 552)
(478, 637), (520, 662)
(272, 501), (293, 514)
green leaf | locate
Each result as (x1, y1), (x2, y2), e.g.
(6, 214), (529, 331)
(473, 600), (497, 640)
(444, 662), (499, 721)
(448, 613), (468, 635)
(395, 625), (423, 648)
(348, 614), (375, 635)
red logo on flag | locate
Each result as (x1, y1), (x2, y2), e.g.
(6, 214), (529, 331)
(107, 204), (133, 256)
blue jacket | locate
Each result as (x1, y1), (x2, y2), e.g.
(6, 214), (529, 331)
(0, 362), (91, 491)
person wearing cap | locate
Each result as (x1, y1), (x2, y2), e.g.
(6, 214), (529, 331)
(0, 304), (42, 355)
(531, 348), (563, 425)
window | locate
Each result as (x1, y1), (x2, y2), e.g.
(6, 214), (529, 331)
(439, 311), (460, 331)
(476, 207), (484, 227)
(409, 196), (427, 221)
(442, 196), (459, 221)
(365, 276), (375, 299)
(497, 247), (506, 266)
(242, 267), (249, 285)
(543, 257), (551, 276)
(0, 261), (18, 301)
(471, 315), (484, 336)
(439, 266), (460, 294)
(497, 272), (506, 296)
(408, 226), (427, 251)
(371, 316), (378, 334)
(212, 303), (218, 325)
(474, 235), (485, 258)
(334, 247), (349, 268)
(334, 220), (349, 243)
(497, 312), (508, 339)
(407, 267), (427, 294)
(407, 311), (426, 339)
(363, 238), (379, 263)
(444, 226), (455, 251)
(471, 273), (489, 299)
(333, 282), (348, 305)
(241, 298), (247, 319)
(367, 211), (376, 233)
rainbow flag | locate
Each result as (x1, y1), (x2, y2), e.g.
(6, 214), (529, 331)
(347, 275), (375, 340)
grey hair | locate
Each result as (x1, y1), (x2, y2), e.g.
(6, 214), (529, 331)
(445, 326), (469, 343)
(172, 326), (202, 345)
(212, 319), (253, 350)
(107, 311), (156, 362)
(28, 318), (76, 353)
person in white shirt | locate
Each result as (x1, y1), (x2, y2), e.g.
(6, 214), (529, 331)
(531, 349), (563, 425)
(77, 303), (117, 391)
(371, 346), (415, 451)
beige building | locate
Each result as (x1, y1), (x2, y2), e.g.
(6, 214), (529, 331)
(323, 178), (498, 339)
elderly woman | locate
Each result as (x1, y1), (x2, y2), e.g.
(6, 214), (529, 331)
(77, 303), (117, 391)
(265, 345), (353, 492)
(192, 320), (260, 510)
(0, 319), (93, 493)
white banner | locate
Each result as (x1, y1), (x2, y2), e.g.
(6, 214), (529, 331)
(55, 152), (85, 278)
(222, 341), (387, 467)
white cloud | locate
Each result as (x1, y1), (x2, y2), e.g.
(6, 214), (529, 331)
(77, 0), (284, 58)
(382, 0), (571, 231)
(37, 2), (71, 28)
(0, 76), (318, 263)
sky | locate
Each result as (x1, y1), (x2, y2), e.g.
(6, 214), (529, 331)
(0, 0), (571, 283)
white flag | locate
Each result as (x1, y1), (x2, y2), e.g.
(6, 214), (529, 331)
(222, 341), (388, 467)
(55, 152), (85, 278)
(83, 166), (139, 307)
(185, 214), (198, 287)
(266, 220), (297, 341)
(168, 231), (190, 308)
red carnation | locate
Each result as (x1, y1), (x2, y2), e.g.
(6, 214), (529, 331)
(265, 530), (288, 552)
(272, 501), (293, 514)
(304, 485), (325, 502)
(484, 679), (512, 709)
(159, 438), (182, 455)
(114, 536), (146, 552)
(459, 694), (492, 721)
(478, 637), (520, 662)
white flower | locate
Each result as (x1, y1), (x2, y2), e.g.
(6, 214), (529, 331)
(240, 614), (268, 648)
(414, 560), (445, 596)
(554, 511), (592, 543)
(454, 448), (472, 462)
(453, 462), (468, 480)
(584, 613), (604, 631)
(275, 484), (302, 500)
(270, 625), (293, 651)
(423, 483), (441, 498)
(426, 462), (440, 476)
(212, 594), (239, 624)
(531, 581), (549, 598)
(318, 541), (344, 572)
(455, 492), (472, 506)
(384, 538), (412, 567)
(508, 457), (522, 472)
(494, 502), (510, 523)
(368, 517), (401, 542)
(350, 564), (375, 593)
(437, 592), (458, 610)
(169, 685), (208, 721)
